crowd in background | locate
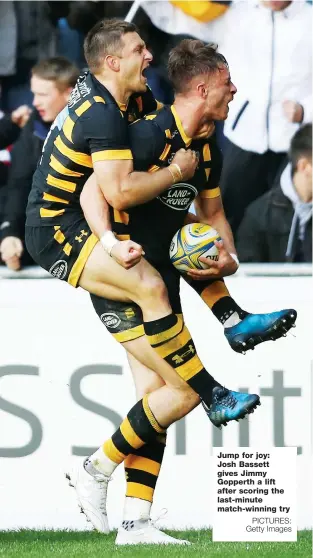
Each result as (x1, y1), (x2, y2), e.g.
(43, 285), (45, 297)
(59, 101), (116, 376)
(0, 0), (312, 273)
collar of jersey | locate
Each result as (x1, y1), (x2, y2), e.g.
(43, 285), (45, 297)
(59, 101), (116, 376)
(91, 73), (129, 110)
(117, 101), (129, 112)
(170, 105), (192, 147)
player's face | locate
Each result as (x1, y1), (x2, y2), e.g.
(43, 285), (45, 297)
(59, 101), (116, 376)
(260, 1), (292, 11)
(119, 32), (153, 94)
(205, 66), (237, 121)
(31, 76), (72, 123)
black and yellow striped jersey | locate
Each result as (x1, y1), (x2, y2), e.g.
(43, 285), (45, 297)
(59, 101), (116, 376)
(26, 71), (159, 226)
(111, 104), (223, 264)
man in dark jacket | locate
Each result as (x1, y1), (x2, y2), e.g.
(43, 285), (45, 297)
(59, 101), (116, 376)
(0, 57), (79, 270)
(237, 124), (312, 263)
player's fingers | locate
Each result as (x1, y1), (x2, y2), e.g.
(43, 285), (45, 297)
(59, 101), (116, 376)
(6, 256), (21, 271)
(127, 250), (142, 262)
(187, 268), (219, 279)
(214, 240), (224, 250)
(125, 257), (141, 269)
(199, 256), (219, 267)
(128, 241), (143, 252)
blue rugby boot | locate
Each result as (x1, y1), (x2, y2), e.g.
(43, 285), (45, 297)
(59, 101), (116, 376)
(224, 309), (297, 354)
(202, 387), (261, 428)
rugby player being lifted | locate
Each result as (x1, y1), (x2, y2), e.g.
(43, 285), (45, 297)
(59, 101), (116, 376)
(25, 20), (296, 545)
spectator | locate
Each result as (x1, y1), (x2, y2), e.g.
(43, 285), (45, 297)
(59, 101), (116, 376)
(0, 57), (79, 271)
(0, 105), (31, 149)
(237, 124), (312, 263)
(143, 1), (312, 235)
(0, 1), (70, 111)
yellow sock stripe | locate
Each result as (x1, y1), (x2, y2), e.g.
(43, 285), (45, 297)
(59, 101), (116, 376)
(112, 324), (144, 343)
(126, 482), (154, 502)
(120, 418), (145, 450)
(201, 281), (229, 309)
(142, 395), (165, 434)
(103, 438), (126, 465)
(174, 353), (204, 382)
(152, 326), (192, 359)
(124, 455), (161, 476)
(146, 314), (183, 347)
(49, 154), (84, 177)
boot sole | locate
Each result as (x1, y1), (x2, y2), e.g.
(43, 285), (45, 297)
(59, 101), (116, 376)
(212, 396), (261, 429)
(229, 311), (297, 354)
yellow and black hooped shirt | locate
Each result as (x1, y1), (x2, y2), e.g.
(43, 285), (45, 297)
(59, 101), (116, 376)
(111, 104), (223, 265)
(26, 71), (159, 226)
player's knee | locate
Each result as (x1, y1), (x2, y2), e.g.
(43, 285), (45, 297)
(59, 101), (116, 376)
(139, 274), (169, 306)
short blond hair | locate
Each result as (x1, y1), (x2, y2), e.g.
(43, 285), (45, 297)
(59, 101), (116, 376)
(31, 57), (79, 91)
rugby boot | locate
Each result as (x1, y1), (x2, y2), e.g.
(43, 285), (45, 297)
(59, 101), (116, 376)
(66, 459), (110, 533)
(224, 309), (297, 354)
(203, 386), (261, 428)
(116, 522), (191, 546)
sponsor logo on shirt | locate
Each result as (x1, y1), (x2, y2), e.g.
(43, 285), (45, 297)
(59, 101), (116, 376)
(100, 313), (121, 329)
(157, 183), (198, 211)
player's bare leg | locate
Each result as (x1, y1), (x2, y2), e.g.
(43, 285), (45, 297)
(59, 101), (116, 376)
(66, 333), (199, 534)
(79, 244), (260, 420)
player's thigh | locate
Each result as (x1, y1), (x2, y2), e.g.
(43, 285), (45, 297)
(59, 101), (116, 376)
(80, 242), (168, 304)
(26, 219), (166, 303)
(126, 352), (165, 400)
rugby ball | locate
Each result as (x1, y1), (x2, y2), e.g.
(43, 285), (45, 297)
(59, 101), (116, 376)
(169, 223), (221, 272)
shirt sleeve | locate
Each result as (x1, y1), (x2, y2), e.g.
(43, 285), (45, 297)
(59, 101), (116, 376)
(199, 137), (223, 199)
(128, 117), (166, 171)
(78, 103), (133, 163)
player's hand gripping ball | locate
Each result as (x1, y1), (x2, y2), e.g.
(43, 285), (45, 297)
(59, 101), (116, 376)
(169, 223), (221, 272)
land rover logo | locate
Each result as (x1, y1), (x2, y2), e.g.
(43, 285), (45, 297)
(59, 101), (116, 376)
(100, 313), (121, 329)
(49, 260), (68, 280)
(157, 183), (197, 210)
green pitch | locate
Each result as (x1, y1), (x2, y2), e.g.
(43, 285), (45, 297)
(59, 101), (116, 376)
(0, 530), (311, 558)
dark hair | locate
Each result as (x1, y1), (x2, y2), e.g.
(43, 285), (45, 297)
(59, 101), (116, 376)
(84, 18), (138, 73)
(31, 57), (79, 90)
(289, 124), (312, 174)
(167, 39), (228, 94)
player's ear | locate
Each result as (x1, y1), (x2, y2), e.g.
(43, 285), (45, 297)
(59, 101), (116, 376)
(197, 82), (208, 99)
(105, 55), (120, 73)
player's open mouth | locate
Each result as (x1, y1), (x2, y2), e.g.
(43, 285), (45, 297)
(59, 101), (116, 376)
(141, 67), (149, 81)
